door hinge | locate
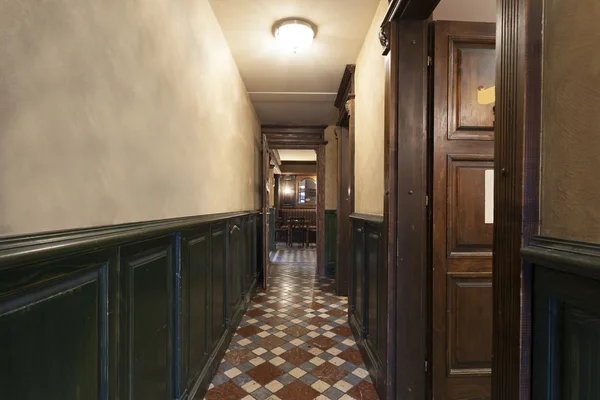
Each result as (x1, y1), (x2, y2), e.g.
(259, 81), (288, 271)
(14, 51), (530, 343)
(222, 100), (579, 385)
(425, 360), (428, 372)
(427, 56), (432, 66)
(425, 195), (429, 207)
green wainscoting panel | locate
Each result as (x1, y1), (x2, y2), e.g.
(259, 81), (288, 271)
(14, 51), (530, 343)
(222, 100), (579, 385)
(269, 207), (276, 253)
(325, 210), (337, 278)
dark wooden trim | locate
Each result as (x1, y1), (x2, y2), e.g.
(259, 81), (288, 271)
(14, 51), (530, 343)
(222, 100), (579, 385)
(521, 236), (600, 399)
(336, 125), (351, 296)
(334, 66), (355, 297)
(382, 18), (398, 400)
(262, 129), (327, 277)
(349, 216), (386, 397)
(280, 161), (317, 166)
(262, 125), (328, 137)
(350, 213), (384, 224)
(334, 65), (356, 110)
(317, 145), (327, 275)
(325, 210), (338, 278)
(0, 211), (259, 269)
(0, 211), (259, 400)
(267, 141), (328, 149)
(522, 237), (600, 280)
(348, 98), (356, 214)
(381, 0), (440, 25)
(390, 19), (430, 400)
(493, 0), (543, 397)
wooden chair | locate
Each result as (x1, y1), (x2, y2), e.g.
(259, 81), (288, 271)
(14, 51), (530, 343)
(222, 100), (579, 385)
(288, 218), (307, 247)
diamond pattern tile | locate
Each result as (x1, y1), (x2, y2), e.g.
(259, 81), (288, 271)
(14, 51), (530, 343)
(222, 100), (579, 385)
(204, 247), (378, 399)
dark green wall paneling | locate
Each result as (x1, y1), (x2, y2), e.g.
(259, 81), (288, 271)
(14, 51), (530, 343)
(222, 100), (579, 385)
(269, 207), (276, 253)
(349, 214), (386, 397)
(523, 237), (600, 400)
(325, 210), (337, 278)
(0, 211), (259, 400)
(0, 264), (108, 400)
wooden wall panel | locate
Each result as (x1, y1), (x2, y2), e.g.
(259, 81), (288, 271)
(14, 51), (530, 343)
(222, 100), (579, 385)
(447, 274), (493, 374)
(325, 210), (337, 278)
(210, 223), (227, 348)
(353, 222), (366, 329)
(0, 258), (110, 400)
(523, 238), (600, 399)
(350, 215), (385, 396)
(120, 237), (174, 400)
(181, 227), (210, 389)
(447, 155), (494, 256)
(0, 211), (258, 400)
(448, 37), (496, 140)
(228, 219), (243, 321)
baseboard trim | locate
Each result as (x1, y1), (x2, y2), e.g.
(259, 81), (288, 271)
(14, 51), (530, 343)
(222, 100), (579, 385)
(184, 326), (231, 400)
(362, 338), (385, 396)
(349, 312), (385, 399)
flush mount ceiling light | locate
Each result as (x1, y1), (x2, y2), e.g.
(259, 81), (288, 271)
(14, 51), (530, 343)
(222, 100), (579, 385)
(273, 18), (317, 53)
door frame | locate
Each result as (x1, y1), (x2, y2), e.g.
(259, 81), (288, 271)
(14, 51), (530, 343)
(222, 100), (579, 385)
(381, 0), (535, 398)
(261, 125), (328, 277)
(334, 65), (355, 297)
(262, 134), (271, 289)
(380, 3), (435, 398)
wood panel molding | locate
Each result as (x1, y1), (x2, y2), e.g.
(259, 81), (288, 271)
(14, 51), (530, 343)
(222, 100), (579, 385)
(335, 64), (356, 111)
(447, 34), (496, 141)
(349, 215), (386, 397)
(335, 67), (355, 296)
(381, 0), (440, 26)
(392, 19), (428, 400)
(493, 0), (543, 397)
(447, 274), (493, 375)
(447, 154), (494, 257)
(523, 236), (600, 398)
(522, 236), (600, 280)
(0, 211), (260, 400)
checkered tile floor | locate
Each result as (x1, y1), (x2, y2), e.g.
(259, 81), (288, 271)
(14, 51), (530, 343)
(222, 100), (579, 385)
(270, 246), (317, 264)
(204, 249), (379, 400)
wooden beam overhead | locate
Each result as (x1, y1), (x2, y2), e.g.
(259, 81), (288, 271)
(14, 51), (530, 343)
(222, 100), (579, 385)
(381, 0), (441, 25)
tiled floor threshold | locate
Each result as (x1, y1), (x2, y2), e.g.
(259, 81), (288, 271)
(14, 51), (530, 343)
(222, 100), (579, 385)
(204, 250), (379, 400)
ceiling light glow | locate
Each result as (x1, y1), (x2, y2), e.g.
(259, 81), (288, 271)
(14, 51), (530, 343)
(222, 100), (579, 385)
(274, 19), (316, 53)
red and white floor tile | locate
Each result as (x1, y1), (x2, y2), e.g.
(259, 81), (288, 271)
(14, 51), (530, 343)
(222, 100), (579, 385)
(203, 250), (379, 400)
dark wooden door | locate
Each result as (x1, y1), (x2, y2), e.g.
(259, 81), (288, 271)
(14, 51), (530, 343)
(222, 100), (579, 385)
(431, 21), (496, 400)
(262, 134), (270, 289)
(336, 124), (350, 296)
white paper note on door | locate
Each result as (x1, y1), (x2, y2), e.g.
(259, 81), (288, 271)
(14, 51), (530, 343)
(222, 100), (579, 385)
(485, 169), (494, 224)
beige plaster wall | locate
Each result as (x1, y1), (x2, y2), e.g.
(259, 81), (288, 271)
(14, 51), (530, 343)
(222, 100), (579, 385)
(539, 0), (600, 243)
(268, 169), (275, 208)
(433, 0), (496, 22)
(354, 0), (387, 216)
(0, 0), (261, 236)
(325, 126), (338, 210)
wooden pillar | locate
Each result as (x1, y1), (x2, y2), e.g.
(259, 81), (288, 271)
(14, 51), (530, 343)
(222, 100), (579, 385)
(317, 144), (326, 276)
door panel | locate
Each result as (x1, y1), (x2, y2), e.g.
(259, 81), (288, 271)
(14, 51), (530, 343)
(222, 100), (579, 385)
(447, 274), (493, 373)
(448, 37), (496, 140)
(447, 155), (494, 255)
(431, 21), (496, 400)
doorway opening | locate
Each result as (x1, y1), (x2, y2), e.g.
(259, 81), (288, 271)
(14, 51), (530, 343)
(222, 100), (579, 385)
(271, 152), (319, 264)
(260, 125), (329, 290)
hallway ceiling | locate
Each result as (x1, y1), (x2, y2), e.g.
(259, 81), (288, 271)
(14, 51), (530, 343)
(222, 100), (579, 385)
(209, 0), (380, 126)
(278, 149), (317, 162)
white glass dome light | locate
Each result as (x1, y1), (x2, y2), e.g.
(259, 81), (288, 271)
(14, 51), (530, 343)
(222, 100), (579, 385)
(273, 19), (316, 53)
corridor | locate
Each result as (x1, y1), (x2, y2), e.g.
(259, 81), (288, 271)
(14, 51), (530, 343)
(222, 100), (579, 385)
(205, 249), (378, 400)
